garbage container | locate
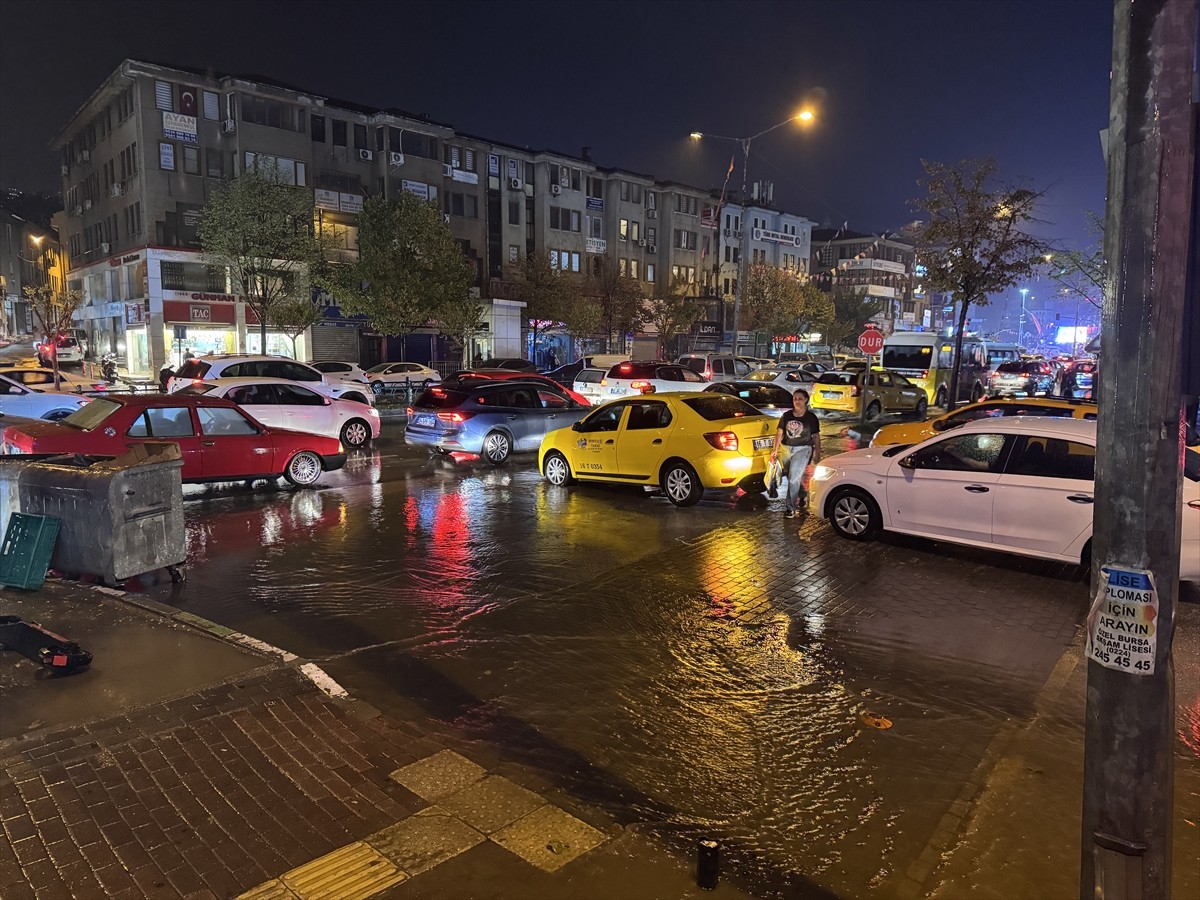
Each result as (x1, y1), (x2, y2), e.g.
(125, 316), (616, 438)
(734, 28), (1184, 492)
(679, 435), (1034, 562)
(17, 442), (185, 584)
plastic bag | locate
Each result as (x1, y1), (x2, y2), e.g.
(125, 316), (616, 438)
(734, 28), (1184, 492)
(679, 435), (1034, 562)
(766, 458), (783, 498)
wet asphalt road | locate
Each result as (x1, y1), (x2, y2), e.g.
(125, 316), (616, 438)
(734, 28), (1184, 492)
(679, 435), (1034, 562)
(108, 416), (1189, 898)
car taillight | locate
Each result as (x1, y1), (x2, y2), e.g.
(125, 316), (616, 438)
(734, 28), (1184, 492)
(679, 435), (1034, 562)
(600, 378), (608, 386)
(1189, 499), (1200, 511)
(192, 379), (203, 386)
(631, 381), (654, 394)
(990, 372), (1000, 379)
(704, 369), (713, 380)
(850, 386), (860, 397)
(704, 431), (739, 451)
(920, 370), (928, 379)
(437, 411), (472, 423)
(405, 407), (414, 417)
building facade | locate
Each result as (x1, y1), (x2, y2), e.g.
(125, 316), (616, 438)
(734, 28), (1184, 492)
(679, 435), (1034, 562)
(811, 228), (924, 335)
(1, 205), (65, 339)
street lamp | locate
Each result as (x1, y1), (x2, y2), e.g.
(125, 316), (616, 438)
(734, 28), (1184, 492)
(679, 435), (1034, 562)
(690, 109), (815, 357)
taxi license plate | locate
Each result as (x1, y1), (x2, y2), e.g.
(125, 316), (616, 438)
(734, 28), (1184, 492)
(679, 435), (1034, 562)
(821, 391), (840, 399)
(753, 437), (773, 450)
(414, 414), (435, 427)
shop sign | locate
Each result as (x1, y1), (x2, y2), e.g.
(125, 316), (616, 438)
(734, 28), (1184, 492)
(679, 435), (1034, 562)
(487, 154), (500, 176)
(339, 193), (364, 213)
(585, 237), (607, 254)
(586, 198), (604, 212)
(163, 290), (241, 303)
(110, 252), (140, 268)
(841, 258), (907, 275)
(315, 189), (340, 212)
(450, 169), (479, 185)
(694, 320), (720, 336)
(701, 206), (719, 229)
(189, 305), (211, 321)
(125, 302), (147, 325)
(402, 180), (430, 200)
(163, 112), (197, 144)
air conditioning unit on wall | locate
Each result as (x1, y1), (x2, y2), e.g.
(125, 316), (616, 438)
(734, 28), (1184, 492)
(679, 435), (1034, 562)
(509, 178), (521, 190)
(99, 242), (110, 254)
(443, 164), (453, 178)
(388, 151), (405, 166)
(647, 209), (657, 219)
(221, 119), (237, 134)
(110, 183), (124, 198)
(648, 244), (657, 254)
(550, 184), (561, 196)
(637, 239), (647, 247)
(358, 149), (374, 162)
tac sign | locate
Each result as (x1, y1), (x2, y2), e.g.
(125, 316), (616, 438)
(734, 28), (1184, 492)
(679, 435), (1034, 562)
(1085, 566), (1159, 675)
(858, 329), (884, 355)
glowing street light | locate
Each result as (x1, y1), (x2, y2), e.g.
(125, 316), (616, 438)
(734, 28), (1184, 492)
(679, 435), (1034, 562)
(688, 109), (816, 356)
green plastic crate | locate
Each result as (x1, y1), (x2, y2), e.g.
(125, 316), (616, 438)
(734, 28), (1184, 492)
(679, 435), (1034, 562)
(0, 513), (61, 590)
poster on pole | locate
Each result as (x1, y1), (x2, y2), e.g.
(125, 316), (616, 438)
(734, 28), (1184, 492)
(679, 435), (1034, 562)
(1085, 566), (1159, 675)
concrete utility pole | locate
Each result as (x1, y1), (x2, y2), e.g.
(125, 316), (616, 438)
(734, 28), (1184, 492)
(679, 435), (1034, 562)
(1082, 2), (1198, 898)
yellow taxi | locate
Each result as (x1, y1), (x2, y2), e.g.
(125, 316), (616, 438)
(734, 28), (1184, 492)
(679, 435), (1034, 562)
(870, 396), (1098, 447)
(537, 392), (775, 506)
(810, 369), (927, 419)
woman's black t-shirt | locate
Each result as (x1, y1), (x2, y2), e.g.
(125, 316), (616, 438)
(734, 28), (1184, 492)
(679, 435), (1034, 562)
(778, 410), (820, 447)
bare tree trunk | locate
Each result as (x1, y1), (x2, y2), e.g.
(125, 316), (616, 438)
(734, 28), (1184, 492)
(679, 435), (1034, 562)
(946, 298), (971, 411)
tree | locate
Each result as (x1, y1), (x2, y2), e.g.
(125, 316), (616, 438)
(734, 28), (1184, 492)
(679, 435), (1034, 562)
(23, 283), (83, 388)
(199, 162), (329, 353)
(912, 158), (1048, 409)
(329, 193), (472, 358)
(739, 267), (833, 354)
(269, 296), (326, 359)
(553, 276), (598, 361)
(822, 288), (887, 352)
(433, 293), (488, 368)
(588, 254), (644, 353)
(510, 251), (572, 361)
(645, 274), (702, 359)
(1046, 211), (1105, 310)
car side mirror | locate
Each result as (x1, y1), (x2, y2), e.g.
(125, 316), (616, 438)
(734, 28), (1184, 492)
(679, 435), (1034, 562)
(931, 419), (946, 431)
(571, 421), (582, 431)
(324, 396), (331, 406)
(898, 454), (917, 470)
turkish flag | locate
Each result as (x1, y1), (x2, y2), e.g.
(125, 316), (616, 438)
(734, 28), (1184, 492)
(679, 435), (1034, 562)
(179, 88), (197, 117)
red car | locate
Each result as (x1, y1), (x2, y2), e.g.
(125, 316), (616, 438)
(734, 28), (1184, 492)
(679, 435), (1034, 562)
(0, 394), (345, 486)
(443, 369), (592, 406)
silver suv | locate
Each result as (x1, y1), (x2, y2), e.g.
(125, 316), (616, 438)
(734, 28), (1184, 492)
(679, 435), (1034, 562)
(677, 354), (752, 383)
(167, 355), (374, 404)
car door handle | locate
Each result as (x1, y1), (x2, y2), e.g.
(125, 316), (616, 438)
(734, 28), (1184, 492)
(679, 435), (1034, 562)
(1067, 494), (1094, 504)
(201, 440), (216, 447)
(605, 439), (615, 445)
(652, 438), (663, 444)
(964, 484), (990, 493)
(506, 415), (518, 420)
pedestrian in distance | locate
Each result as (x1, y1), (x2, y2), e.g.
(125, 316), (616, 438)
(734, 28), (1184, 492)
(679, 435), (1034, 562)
(770, 388), (822, 519)
(184, 347), (196, 361)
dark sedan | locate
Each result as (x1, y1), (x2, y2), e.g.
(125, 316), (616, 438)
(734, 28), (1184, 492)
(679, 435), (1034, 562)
(477, 358), (538, 373)
(702, 381), (796, 418)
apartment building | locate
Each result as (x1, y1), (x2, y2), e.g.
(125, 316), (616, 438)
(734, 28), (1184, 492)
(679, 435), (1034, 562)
(1, 205), (65, 338)
(811, 228), (922, 334)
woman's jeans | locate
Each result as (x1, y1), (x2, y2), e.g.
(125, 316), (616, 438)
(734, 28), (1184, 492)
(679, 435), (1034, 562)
(782, 446), (813, 512)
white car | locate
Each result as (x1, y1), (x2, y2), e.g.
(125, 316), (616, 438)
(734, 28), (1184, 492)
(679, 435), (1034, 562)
(742, 368), (819, 390)
(177, 377), (380, 448)
(365, 362), (441, 396)
(167, 355), (374, 406)
(810, 417), (1200, 581)
(35, 336), (84, 367)
(311, 361), (371, 386)
(600, 361), (707, 399)
(0, 366), (109, 394)
(0, 373), (91, 420)
(572, 367), (608, 403)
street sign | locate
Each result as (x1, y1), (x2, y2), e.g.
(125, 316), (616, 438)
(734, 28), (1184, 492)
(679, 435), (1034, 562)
(858, 329), (884, 355)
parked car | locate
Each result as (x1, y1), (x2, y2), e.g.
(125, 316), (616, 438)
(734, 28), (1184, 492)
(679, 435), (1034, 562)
(743, 368), (818, 390)
(0, 366), (109, 394)
(442, 369), (591, 406)
(987, 360), (1056, 398)
(538, 392), (776, 507)
(0, 394), (346, 486)
(600, 361), (708, 399)
(168, 355), (373, 405)
(738, 357), (776, 370)
(0, 373), (91, 420)
(365, 361), (441, 395)
(871, 397), (1097, 448)
(572, 368), (608, 403)
(177, 377), (381, 448)
(810, 417), (1199, 582)
(311, 361), (372, 386)
(677, 353), (753, 382)
(810, 370), (927, 420)
(1056, 359), (1097, 399)
(702, 381), (795, 417)
(35, 336), (84, 368)
(404, 379), (590, 464)
(477, 358), (538, 373)
(545, 355), (631, 386)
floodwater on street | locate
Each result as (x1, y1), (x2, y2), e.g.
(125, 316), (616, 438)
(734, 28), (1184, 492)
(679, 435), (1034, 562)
(129, 421), (1199, 898)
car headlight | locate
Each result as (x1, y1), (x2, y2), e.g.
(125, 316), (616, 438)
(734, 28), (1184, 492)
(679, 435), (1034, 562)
(812, 464), (836, 481)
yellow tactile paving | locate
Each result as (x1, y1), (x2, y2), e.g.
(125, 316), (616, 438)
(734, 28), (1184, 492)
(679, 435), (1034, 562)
(279, 841), (408, 900)
(238, 879), (298, 899)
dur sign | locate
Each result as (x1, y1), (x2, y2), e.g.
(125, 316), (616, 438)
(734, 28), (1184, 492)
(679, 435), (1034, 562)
(1085, 566), (1159, 675)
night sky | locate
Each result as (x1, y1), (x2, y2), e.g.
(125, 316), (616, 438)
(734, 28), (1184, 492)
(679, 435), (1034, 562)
(2, 0), (1111, 252)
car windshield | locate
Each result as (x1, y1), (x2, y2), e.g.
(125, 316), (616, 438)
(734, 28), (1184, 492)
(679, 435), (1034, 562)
(682, 395), (761, 420)
(817, 372), (857, 385)
(412, 387), (469, 408)
(60, 397), (122, 430)
(680, 358), (707, 373)
(882, 345), (934, 369)
(730, 385), (790, 406)
(174, 360), (209, 379)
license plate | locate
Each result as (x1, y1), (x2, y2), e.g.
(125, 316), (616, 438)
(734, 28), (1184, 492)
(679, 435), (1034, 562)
(821, 391), (840, 399)
(413, 414), (435, 427)
(753, 437), (773, 450)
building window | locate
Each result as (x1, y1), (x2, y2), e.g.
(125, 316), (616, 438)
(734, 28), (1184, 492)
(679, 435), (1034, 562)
(570, 168), (581, 192)
(630, 221), (640, 242)
(646, 191), (657, 210)
(449, 145), (462, 168)
(182, 146), (200, 175)
(630, 259), (639, 279)
(464, 148), (476, 172)
(630, 183), (642, 204)
(465, 195), (478, 219)
(647, 226), (656, 244)
(311, 115), (325, 142)
(620, 182), (630, 202)
(202, 91), (219, 120)
(619, 218), (629, 241)
(353, 123), (367, 150)
(619, 258), (628, 276)
(244, 152), (306, 186)
(154, 80), (173, 112)
(509, 244), (520, 264)
(586, 176), (603, 198)
(674, 229), (697, 250)
(508, 200), (520, 225)
(675, 195), (699, 216)
(205, 148), (223, 178)
(570, 210), (580, 232)
(646, 263), (656, 282)
(241, 96), (305, 132)
(332, 120), (347, 147)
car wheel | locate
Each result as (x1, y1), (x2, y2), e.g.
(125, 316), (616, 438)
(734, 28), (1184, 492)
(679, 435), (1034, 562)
(371, 381), (384, 395)
(283, 450), (323, 486)
(935, 386), (948, 408)
(340, 419), (371, 448)
(865, 400), (882, 421)
(661, 460), (702, 507)
(1081, 538), (1092, 569)
(828, 488), (881, 540)
(914, 397), (928, 419)
(482, 430), (511, 465)
(543, 451), (575, 486)
(422, 378), (433, 388)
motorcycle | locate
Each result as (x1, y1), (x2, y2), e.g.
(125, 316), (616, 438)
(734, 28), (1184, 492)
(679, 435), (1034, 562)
(101, 353), (119, 385)
(159, 363), (175, 392)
